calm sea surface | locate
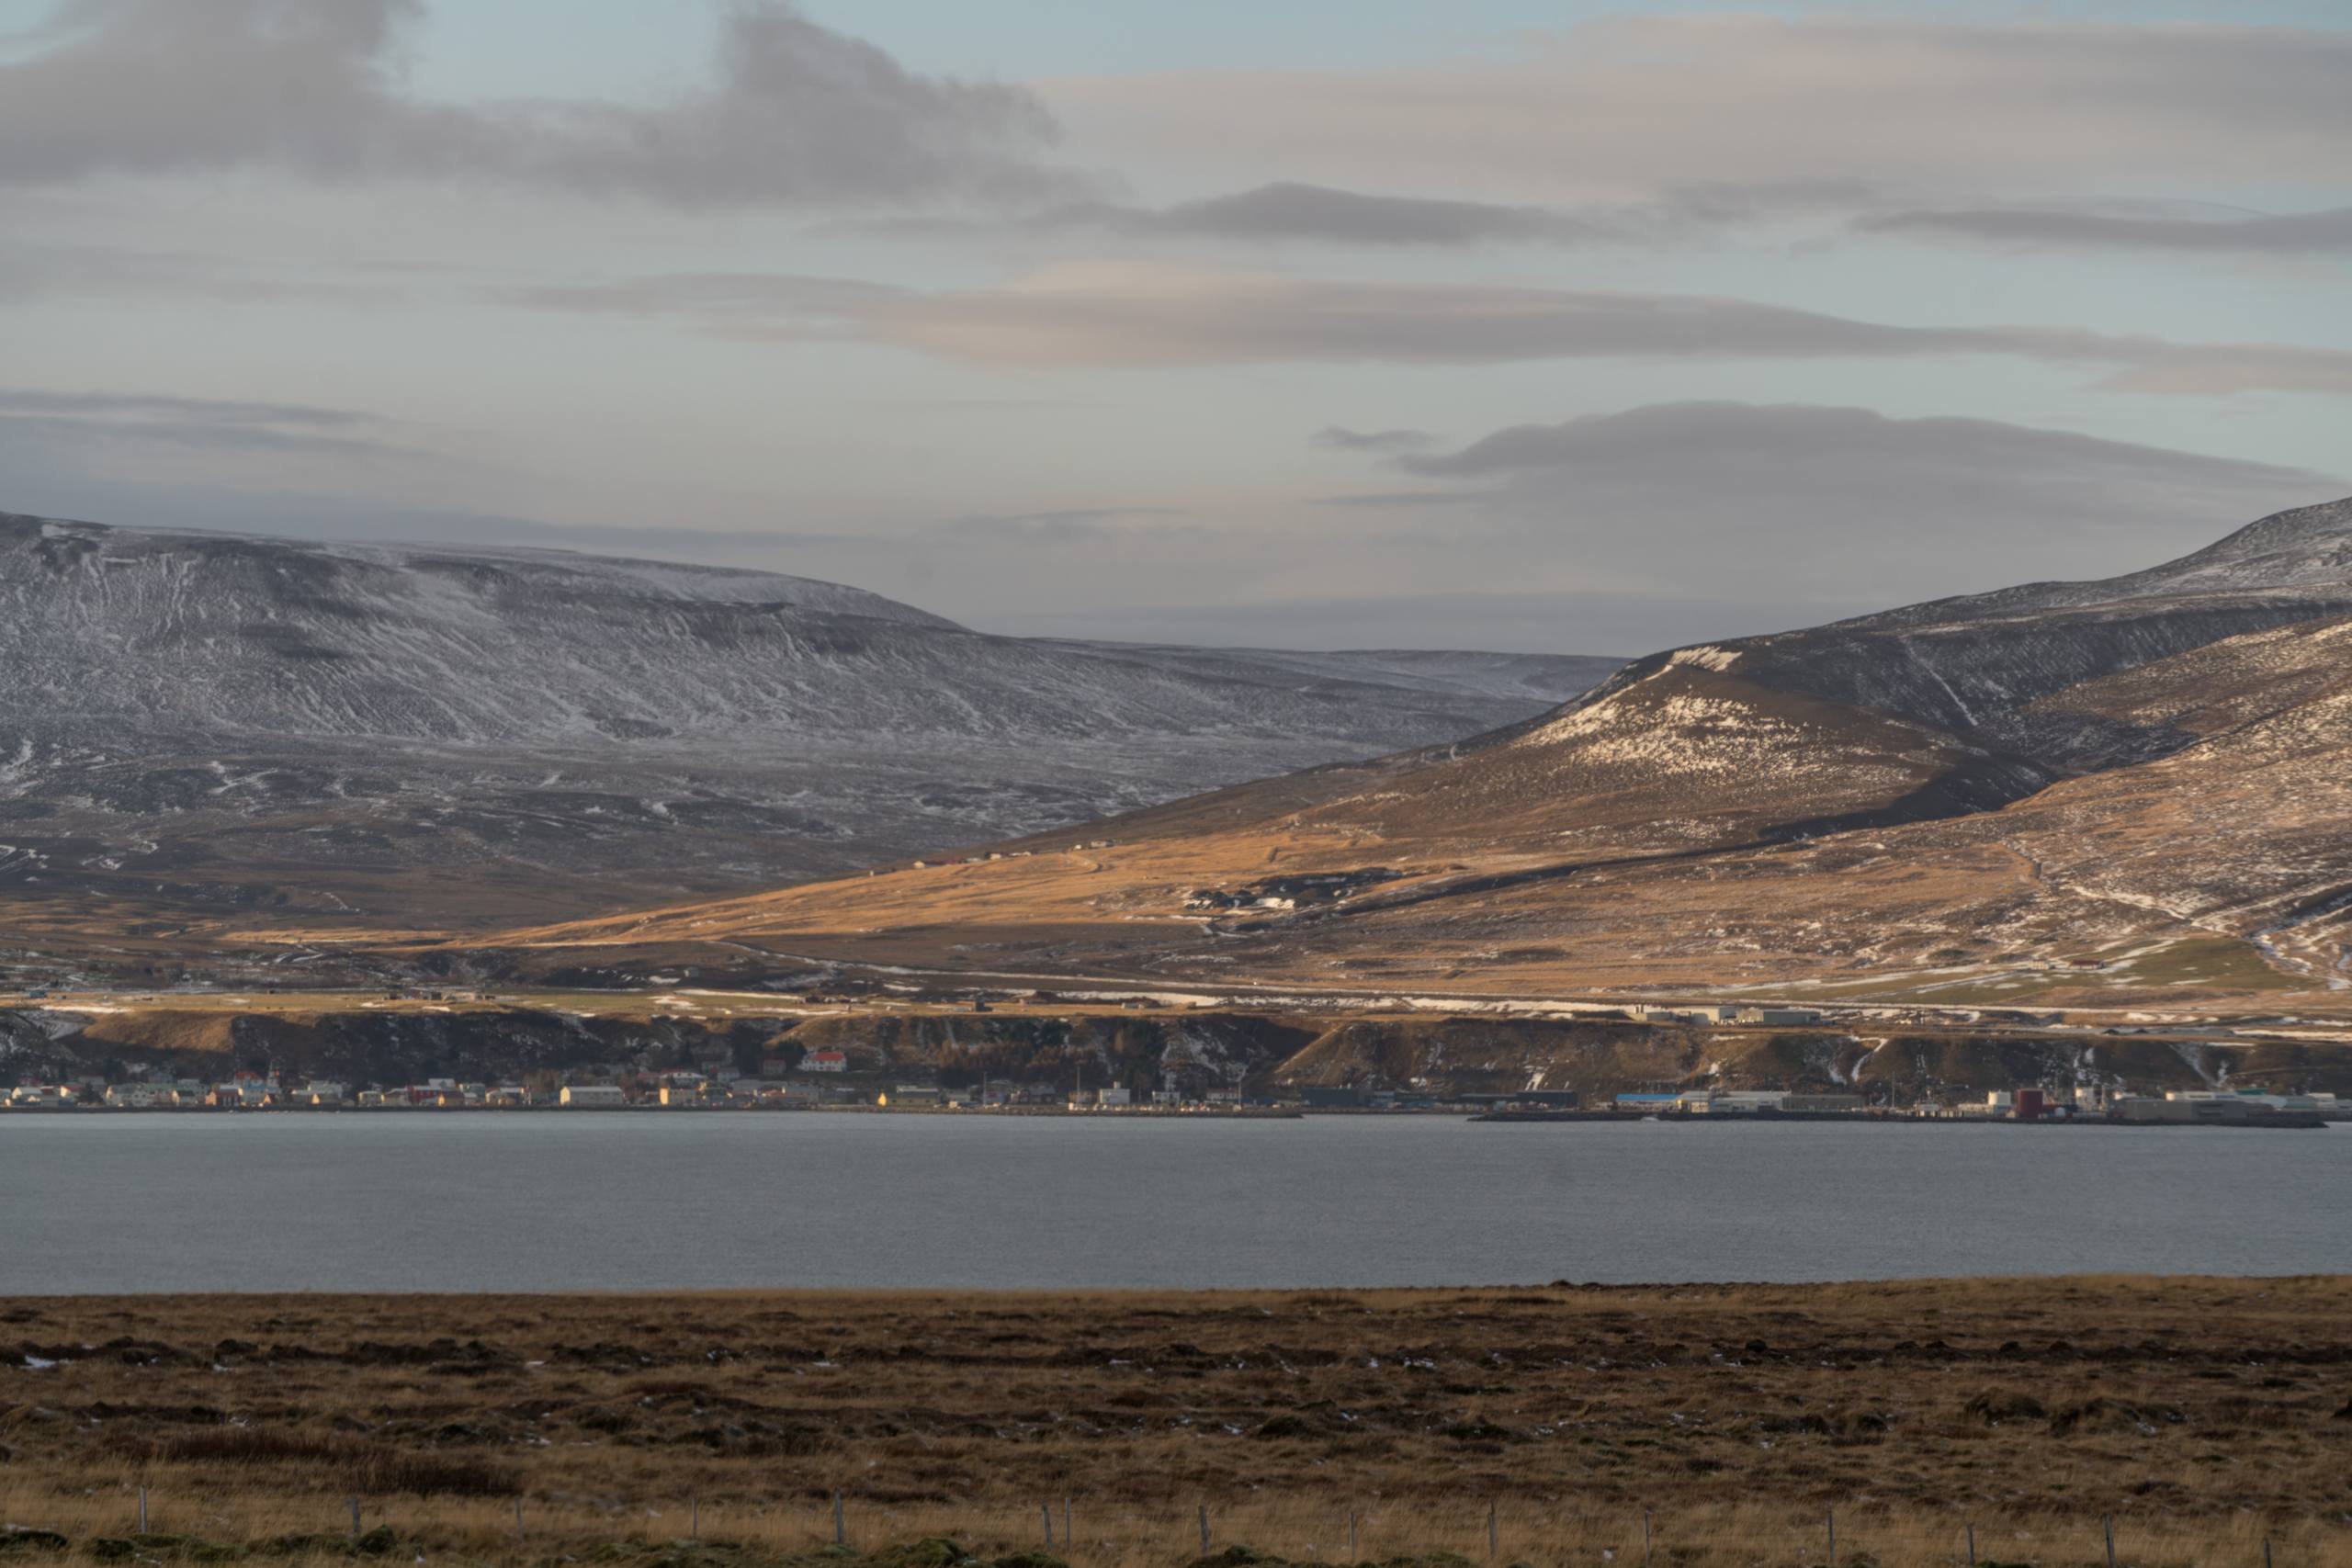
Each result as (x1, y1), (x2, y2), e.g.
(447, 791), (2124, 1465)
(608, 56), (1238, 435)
(3, 1115), (2346, 1293)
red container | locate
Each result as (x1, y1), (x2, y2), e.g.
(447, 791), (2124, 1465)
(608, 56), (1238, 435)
(2014, 1088), (2046, 1120)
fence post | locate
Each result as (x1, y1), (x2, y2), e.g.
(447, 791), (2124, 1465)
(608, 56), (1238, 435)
(1826, 1509), (1835, 1567)
(2104, 1515), (2116, 1568)
(348, 1499), (361, 1540)
(1965, 1523), (1974, 1566)
(834, 1491), (845, 1547)
(1643, 1509), (1653, 1565)
(138, 1488), (148, 1536)
(1043, 1504), (1054, 1548)
(2264, 1539), (2273, 1568)
(1200, 1505), (1211, 1555)
(1064, 1497), (1072, 1552)
(1487, 1502), (1498, 1562)
(1348, 1509), (1358, 1562)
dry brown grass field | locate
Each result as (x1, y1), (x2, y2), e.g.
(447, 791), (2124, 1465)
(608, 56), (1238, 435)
(5, 1280), (2349, 1567)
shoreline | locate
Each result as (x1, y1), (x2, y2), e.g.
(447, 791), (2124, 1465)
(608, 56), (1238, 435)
(7, 1102), (2336, 1126)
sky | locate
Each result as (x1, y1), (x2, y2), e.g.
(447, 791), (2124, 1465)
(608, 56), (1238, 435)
(2, 2), (2347, 654)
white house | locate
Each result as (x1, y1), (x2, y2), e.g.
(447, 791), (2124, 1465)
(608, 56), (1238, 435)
(1736, 1006), (1824, 1026)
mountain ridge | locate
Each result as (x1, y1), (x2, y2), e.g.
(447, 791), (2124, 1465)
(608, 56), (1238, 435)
(0, 508), (1620, 941)
(475, 494), (2352, 1013)
(1843, 495), (2352, 631)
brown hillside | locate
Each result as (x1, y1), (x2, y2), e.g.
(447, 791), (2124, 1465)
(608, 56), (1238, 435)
(461, 585), (2352, 1016)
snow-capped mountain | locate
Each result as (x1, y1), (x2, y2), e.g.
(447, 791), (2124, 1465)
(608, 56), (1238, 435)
(0, 512), (1619, 927)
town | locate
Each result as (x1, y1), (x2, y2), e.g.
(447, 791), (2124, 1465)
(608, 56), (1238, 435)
(5, 1066), (2337, 1125)
(6, 975), (2348, 1127)
(0, 1061), (1263, 1113)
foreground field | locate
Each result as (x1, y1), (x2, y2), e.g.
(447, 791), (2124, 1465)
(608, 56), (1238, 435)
(4, 1280), (2349, 1566)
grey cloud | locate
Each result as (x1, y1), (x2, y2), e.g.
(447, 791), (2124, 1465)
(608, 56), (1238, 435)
(509, 262), (2352, 395)
(1147, 183), (1594, 244)
(2, 0), (424, 185)
(503, 273), (901, 318)
(0, 389), (385, 429)
(855, 176), (1883, 250)
(2086, 344), (2352, 398)
(941, 508), (1193, 545)
(1138, 176), (1880, 244)
(1866, 205), (2352, 254)
(1313, 426), (1438, 454)
(0, 415), (410, 465)
(1055, 17), (2352, 196)
(493, 272), (900, 351)
(0, 241), (419, 307)
(1312, 490), (1490, 510)
(872, 268), (2352, 396)
(0, 0), (1090, 209)
(1368, 400), (2337, 603)
(1040, 183), (1629, 247)
(0, 387), (416, 462)
(861, 272), (2318, 382)
(1400, 401), (2327, 491)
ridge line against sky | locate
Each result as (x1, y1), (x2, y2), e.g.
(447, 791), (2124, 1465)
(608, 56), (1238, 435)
(3, 0), (2347, 654)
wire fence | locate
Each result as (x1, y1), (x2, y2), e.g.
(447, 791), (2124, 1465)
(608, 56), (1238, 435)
(12, 1486), (2325, 1568)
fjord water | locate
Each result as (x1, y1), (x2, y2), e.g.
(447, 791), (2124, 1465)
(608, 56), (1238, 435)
(4, 1115), (2346, 1293)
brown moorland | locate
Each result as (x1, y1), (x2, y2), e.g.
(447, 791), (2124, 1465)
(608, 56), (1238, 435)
(422, 607), (2352, 1018)
(3, 1280), (2348, 1567)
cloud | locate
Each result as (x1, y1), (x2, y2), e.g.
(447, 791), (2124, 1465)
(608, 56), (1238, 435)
(1051, 16), (2352, 198)
(1313, 426), (1437, 454)
(0, 389), (381, 429)
(1133, 182), (1597, 245)
(0, 0), (1091, 209)
(1312, 490), (1489, 510)
(504, 272), (899, 320)
(1400, 401), (2326, 488)
(0, 387), (417, 463)
(1018, 183), (1642, 247)
(0, 239), (430, 308)
(1361, 400), (2340, 608)
(858, 267), (2352, 389)
(937, 507), (1193, 545)
(854, 177), (1883, 250)
(518, 260), (2352, 396)
(1864, 204), (2352, 255)
(2085, 345), (2352, 398)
